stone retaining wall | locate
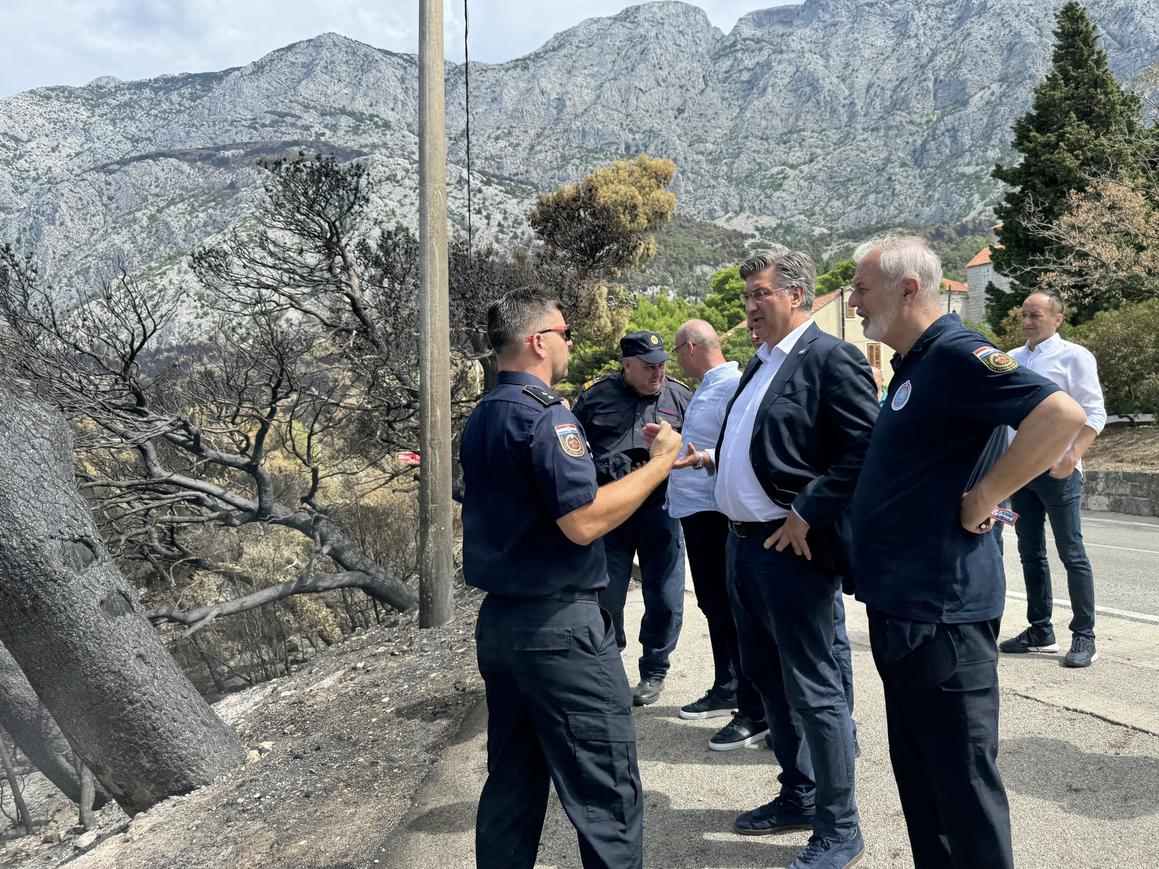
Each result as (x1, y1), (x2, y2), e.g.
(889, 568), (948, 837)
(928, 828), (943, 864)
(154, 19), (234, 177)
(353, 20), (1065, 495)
(1083, 471), (1159, 517)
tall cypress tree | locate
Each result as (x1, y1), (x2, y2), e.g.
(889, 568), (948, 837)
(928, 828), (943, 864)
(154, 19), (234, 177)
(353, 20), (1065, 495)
(992, 1), (1144, 306)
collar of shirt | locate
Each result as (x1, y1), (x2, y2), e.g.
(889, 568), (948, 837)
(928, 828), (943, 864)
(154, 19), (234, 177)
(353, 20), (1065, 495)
(497, 370), (551, 389)
(699, 360), (739, 389)
(1022, 332), (1061, 358)
(890, 313), (961, 372)
(756, 318), (815, 365)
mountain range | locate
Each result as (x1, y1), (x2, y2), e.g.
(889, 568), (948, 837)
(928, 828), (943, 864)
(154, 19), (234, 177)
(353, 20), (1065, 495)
(1, 0), (1157, 306)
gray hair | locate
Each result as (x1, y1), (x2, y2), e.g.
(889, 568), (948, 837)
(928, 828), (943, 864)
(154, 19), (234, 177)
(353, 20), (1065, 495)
(853, 235), (942, 302)
(486, 286), (562, 359)
(1027, 289), (1065, 316)
(739, 247), (817, 312)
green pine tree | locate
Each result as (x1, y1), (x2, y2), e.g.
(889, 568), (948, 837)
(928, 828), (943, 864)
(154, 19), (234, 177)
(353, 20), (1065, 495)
(992, 1), (1144, 310)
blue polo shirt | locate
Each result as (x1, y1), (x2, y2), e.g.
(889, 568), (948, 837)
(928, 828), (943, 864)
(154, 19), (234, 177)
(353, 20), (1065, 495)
(851, 315), (1059, 623)
(461, 371), (608, 596)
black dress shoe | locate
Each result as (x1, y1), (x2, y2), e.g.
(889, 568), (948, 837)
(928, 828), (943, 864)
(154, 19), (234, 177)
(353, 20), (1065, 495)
(633, 677), (665, 706)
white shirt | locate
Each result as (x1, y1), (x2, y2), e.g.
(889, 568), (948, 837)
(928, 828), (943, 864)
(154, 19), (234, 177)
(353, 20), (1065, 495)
(666, 361), (741, 519)
(714, 319), (814, 522)
(1008, 332), (1106, 472)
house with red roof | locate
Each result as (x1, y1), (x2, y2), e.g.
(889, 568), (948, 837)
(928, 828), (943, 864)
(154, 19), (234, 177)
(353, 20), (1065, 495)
(963, 244), (1010, 323)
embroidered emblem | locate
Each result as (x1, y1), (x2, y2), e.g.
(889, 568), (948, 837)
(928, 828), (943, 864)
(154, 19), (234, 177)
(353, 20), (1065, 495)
(555, 423), (586, 457)
(649, 334), (659, 345)
(890, 380), (913, 411)
(972, 346), (1018, 374)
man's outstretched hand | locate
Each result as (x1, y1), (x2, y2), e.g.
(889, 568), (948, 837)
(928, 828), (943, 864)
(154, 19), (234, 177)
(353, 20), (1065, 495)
(648, 421), (683, 466)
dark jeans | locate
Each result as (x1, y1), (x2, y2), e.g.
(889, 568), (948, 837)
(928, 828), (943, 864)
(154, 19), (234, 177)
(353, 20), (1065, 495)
(868, 610), (1013, 869)
(475, 594), (643, 869)
(1011, 468), (1096, 638)
(833, 591), (855, 718)
(679, 511), (763, 720)
(726, 532), (859, 839)
(601, 503), (685, 681)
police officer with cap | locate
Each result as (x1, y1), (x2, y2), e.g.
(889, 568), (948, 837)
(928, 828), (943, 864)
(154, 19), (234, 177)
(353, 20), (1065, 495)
(573, 330), (693, 706)
(461, 288), (683, 869)
(848, 236), (1086, 869)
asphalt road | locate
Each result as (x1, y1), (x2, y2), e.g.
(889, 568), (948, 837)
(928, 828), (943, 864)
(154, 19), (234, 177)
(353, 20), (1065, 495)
(1001, 510), (1159, 622)
(383, 510), (1159, 868)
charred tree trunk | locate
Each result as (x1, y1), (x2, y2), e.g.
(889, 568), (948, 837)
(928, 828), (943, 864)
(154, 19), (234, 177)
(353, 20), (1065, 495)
(0, 641), (108, 807)
(0, 728), (33, 833)
(0, 386), (246, 815)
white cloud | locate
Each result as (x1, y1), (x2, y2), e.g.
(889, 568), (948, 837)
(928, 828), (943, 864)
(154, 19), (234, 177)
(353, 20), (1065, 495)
(0, 0), (786, 98)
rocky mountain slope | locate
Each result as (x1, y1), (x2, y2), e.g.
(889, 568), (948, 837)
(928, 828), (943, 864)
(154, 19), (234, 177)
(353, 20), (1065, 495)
(1, 0), (1156, 301)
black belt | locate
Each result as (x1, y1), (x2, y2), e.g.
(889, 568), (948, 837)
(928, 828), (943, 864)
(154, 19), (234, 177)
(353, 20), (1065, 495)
(729, 517), (787, 539)
(545, 590), (599, 602)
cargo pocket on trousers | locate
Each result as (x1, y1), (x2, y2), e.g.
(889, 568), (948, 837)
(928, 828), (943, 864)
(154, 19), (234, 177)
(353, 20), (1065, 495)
(939, 657), (998, 743)
(567, 712), (639, 823)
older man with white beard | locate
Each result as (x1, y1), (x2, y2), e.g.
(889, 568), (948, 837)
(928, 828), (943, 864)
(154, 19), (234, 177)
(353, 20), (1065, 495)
(847, 236), (1086, 869)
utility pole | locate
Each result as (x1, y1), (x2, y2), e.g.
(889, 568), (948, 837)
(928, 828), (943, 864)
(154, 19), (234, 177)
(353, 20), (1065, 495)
(417, 0), (454, 628)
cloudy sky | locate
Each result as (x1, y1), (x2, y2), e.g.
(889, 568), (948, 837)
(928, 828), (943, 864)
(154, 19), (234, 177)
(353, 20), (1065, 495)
(0, 0), (784, 99)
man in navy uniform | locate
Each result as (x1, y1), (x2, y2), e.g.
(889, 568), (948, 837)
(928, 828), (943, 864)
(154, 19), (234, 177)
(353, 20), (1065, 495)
(573, 331), (692, 706)
(848, 236), (1086, 869)
(670, 249), (877, 869)
(461, 288), (682, 869)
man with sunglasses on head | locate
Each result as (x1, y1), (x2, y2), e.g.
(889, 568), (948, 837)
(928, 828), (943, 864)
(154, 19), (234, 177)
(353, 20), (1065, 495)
(573, 330), (693, 706)
(462, 288), (683, 869)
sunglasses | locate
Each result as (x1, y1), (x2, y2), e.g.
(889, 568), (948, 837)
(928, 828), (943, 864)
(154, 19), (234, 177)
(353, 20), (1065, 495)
(527, 325), (572, 342)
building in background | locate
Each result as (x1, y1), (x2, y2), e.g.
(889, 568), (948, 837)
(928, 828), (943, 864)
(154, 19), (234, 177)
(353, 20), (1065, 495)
(963, 245), (1011, 324)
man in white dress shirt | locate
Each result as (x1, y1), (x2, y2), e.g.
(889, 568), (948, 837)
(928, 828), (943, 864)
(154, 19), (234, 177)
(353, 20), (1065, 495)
(999, 290), (1107, 667)
(665, 319), (770, 750)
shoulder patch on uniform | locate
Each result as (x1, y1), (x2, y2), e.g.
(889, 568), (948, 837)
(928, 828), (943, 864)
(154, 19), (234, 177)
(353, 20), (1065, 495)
(522, 384), (562, 406)
(582, 375), (609, 391)
(665, 375), (690, 390)
(972, 346), (1019, 374)
(554, 423), (586, 457)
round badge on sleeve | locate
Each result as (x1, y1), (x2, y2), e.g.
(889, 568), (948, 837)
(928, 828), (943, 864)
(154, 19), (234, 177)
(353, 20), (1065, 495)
(890, 380), (912, 411)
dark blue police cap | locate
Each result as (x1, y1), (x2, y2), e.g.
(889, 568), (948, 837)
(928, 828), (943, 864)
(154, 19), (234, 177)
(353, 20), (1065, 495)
(619, 330), (669, 363)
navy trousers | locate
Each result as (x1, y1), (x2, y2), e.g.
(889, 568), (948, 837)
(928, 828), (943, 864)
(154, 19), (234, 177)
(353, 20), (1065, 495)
(868, 610), (1013, 869)
(726, 532), (859, 839)
(475, 594), (643, 869)
(1011, 468), (1096, 638)
(679, 510), (763, 720)
(601, 503), (685, 680)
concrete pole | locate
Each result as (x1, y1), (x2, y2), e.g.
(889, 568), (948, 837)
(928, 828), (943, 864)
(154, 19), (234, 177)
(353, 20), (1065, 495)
(418, 0), (454, 628)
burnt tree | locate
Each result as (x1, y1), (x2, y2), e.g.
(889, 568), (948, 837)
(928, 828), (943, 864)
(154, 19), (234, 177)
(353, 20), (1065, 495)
(0, 385), (245, 815)
(0, 642), (108, 807)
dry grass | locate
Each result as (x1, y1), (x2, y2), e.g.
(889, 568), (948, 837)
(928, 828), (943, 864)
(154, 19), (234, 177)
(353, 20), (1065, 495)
(1084, 424), (1159, 473)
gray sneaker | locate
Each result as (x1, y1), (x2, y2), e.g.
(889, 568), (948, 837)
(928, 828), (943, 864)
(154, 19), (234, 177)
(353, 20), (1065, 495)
(1063, 635), (1098, 668)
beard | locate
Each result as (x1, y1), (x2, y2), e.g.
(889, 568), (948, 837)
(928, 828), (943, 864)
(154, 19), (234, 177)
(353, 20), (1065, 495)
(550, 354), (569, 385)
(863, 296), (900, 342)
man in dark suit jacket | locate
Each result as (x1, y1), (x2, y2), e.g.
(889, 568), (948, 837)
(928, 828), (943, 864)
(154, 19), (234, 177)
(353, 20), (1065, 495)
(672, 249), (878, 869)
